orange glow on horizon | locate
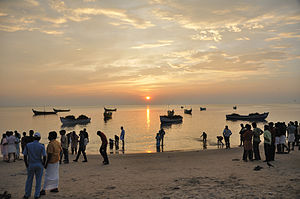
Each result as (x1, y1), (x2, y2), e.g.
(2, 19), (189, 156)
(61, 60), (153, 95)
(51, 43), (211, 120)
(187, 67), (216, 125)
(145, 96), (151, 100)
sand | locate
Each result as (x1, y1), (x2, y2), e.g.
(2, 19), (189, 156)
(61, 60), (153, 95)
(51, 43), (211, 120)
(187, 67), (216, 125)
(0, 147), (300, 199)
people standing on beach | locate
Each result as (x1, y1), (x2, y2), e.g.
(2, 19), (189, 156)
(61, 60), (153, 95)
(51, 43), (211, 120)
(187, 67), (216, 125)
(263, 125), (271, 162)
(115, 135), (119, 150)
(97, 131), (109, 165)
(295, 121), (299, 147)
(242, 124), (253, 162)
(279, 122), (289, 153)
(27, 130), (35, 144)
(14, 131), (21, 160)
(269, 122), (276, 161)
(1, 134), (8, 162)
(159, 128), (165, 146)
(59, 130), (69, 164)
(7, 131), (16, 162)
(252, 122), (263, 160)
(287, 122), (296, 151)
(40, 131), (62, 195)
(156, 133), (161, 152)
(223, 126), (232, 149)
(73, 131), (88, 162)
(239, 124), (246, 147)
(120, 126), (125, 150)
(23, 132), (46, 199)
(21, 132), (28, 153)
(70, 131), (79, 155)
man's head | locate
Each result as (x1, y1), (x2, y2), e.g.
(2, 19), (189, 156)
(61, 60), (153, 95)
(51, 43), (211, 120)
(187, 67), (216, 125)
(240, 124), (244, 127)
(59, 130), (66, 135)
(48, 131), (57, 141)
(34, 132), (41, 141)
(121, 126), (123, 130)
(97, 131), (102, 136)
(29, 130), (34, 136)
(225, 125), (228, 129)
(245, 124), (251, 130)
(252, 122), (257, 128)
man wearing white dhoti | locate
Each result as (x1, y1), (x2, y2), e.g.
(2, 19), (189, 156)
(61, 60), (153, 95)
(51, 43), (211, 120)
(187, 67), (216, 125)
(40, 131), (62, 196)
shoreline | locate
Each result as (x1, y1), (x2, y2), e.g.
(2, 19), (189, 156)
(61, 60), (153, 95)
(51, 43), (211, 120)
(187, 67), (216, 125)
(1, 146), (300, 198)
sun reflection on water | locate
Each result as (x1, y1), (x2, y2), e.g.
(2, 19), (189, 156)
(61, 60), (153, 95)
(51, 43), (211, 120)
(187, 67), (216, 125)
(146, 106), (150, 129)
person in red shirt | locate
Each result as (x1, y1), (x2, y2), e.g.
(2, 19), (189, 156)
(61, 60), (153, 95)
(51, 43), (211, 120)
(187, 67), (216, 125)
(97, 131), (109, 165)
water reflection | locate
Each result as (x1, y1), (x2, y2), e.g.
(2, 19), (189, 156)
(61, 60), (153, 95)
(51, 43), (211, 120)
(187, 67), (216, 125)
(146, 106), (150, 129)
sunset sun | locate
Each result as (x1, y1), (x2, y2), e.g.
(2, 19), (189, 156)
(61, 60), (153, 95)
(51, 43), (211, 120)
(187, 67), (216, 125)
(145, 96), (151, 100)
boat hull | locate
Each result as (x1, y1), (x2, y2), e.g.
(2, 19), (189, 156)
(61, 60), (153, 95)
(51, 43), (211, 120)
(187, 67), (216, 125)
(160, 115), (183, 123)
(104, 108), (117, 112)
(53, 108), (70, 112)
(60, 117), (91, 125)
(184, 109), (192, 114)
(32, 109), (57, 115)
(226, 112), (269, 121)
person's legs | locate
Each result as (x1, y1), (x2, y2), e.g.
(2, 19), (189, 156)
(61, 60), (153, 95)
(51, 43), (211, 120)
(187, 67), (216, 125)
(74, 148), (82, 161)
(25, 165), (34, 197)
(82, 148), (87, 162)
(63, 148), (69, 163)
(243, 149), (247, 161)
(249, 150), (253, 161)
(34, 164), (43, 198)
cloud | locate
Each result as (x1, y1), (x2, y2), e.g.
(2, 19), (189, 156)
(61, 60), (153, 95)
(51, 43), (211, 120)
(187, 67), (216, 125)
(25, 0), (39, 6)
(265, 32), (300, 41)
(236, 37), (250, 41)
(131, 40), (173, 49)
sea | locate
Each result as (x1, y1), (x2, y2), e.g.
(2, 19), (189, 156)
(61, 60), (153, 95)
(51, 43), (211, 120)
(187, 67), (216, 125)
(0, 104), (299, 154)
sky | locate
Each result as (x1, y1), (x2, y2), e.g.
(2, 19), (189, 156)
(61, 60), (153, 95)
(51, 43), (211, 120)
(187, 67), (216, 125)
(0, 0), (300, 106)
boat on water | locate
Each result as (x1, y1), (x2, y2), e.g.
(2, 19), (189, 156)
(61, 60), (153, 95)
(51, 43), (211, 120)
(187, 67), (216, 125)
(60, 115), (91, 125)
(32, 109), (57, 115)
(104, 107), (117, 112)
(103, 111), (112, 119)
(226, 112), (269, 121)
(200, 107), (206, 111)
(184, 108), (192, 114)
(53, 108), (70, 112)
(160, 110), (183, 124)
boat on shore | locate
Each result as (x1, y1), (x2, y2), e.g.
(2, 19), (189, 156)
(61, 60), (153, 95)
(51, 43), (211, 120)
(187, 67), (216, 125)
(160, 110), (183, 124)
(104, 107), (117, 112)
(184, 108), (192, 114)
(53, 108), (70, 112)
(32, 109), (57, 115)
(226, 112), (269, 121)
(60, 115), (91, 125)
(200, 107), (206, 111)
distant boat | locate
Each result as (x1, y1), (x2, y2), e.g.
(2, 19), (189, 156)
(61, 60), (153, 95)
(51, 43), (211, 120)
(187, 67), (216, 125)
(60, 115), (91, 125)
(53, 108), (70, 112)
(160, 110), (183, 123)
(233, 106), (237, 110)
(200, 107), (206, 111)
(184, 108), (192, 114)
(104, 107), (117, 112)
(226, 112), (269, 121)
(32, 109), (57, 115)
(103, 111), (112, 119)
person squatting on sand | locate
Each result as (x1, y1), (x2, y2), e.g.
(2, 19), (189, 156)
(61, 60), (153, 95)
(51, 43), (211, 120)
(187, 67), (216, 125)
(223, 126), (232, 149)
(242, 124), (253, 162)
(23, 132), (46, 199)
(40, 131), (62, 195)
(97, 131), (109, 165)
(252, 122), (263, 160)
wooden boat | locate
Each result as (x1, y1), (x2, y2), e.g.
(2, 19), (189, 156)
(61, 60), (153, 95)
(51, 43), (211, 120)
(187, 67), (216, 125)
(32, 109), (57, 115)
(200, 107), (206, 111)
(104, 107), (117, 112)
(103, 111), (112, 119)
(53, 108), (70, 112)
(184, 108), (192, 114)
(60, 115), (91, 125)
(226, 112), (269, 121)
(160, 110), (183, 123)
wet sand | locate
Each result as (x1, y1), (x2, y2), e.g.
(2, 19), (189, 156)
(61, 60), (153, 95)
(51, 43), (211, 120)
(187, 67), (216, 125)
(0, 147), (299, 198)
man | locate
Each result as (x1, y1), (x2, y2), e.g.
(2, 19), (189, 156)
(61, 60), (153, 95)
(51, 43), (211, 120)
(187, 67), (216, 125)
(23, 132), (46, 199)
(243, 124), (253, 162)
(287, 122), (296, 151)
(239, 124), (246, 147)
(159, 128), (165, 146)
(223, 126), (232, 149)
(263, 125), (272, 162)
(269, 122), (276, 161)
(59, 130), (69, 164)
(73, 131), (88, 162)
(40, 131), (62, 195)
(252, 122), (263, 160)
(120, 126), (125, 150)
(97, 131), (109, 165)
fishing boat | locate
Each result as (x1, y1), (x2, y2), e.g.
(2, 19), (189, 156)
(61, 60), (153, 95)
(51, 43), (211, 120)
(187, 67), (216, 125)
(200, 107), (206, 111)
(160, 110), (183, 124)
(226, 112), (269, 121)
(53, 108), (70, 112)
(103, 111), (112, 119)
(104, 107), (117, 112)
(184, 108), (192, 114)
(60, 115), (91, 125)
(32, 109), (57, 115)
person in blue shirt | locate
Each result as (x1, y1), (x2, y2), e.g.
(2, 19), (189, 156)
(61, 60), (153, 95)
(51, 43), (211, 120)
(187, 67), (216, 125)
(120, 126), (125, 150)
(223, 126), (232, 149)
(23, 132), (46, 199)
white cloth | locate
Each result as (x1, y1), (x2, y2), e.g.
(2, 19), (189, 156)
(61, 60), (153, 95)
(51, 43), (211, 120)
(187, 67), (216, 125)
(288, 134), (295, 142)
(275, 137), (280, 145)
(43, 162), (59, 190)
(279, 135), (286, 144)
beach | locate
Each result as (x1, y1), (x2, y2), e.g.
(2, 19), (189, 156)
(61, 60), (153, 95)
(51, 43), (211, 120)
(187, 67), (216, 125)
(0, 147), (299, 199)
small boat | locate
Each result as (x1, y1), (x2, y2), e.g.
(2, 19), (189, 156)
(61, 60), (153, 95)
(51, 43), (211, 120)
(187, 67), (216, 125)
(60, 115), (91, 125)
(160, 110), (183, 123)
(103, 111), (112, 119)
(32, 109), (57, 115)
(53, 108), (70, 112)
(184, 108), (192, 114)
(233, 106), (237, 110)
(104, 107), (117, 112)
(226, 112), (269, 121)
(200, 107), (206, 111)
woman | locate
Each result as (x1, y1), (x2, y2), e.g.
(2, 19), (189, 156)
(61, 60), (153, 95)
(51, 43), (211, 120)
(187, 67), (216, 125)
(243, 124), (253, 162)
(1, 134), (8, 162)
